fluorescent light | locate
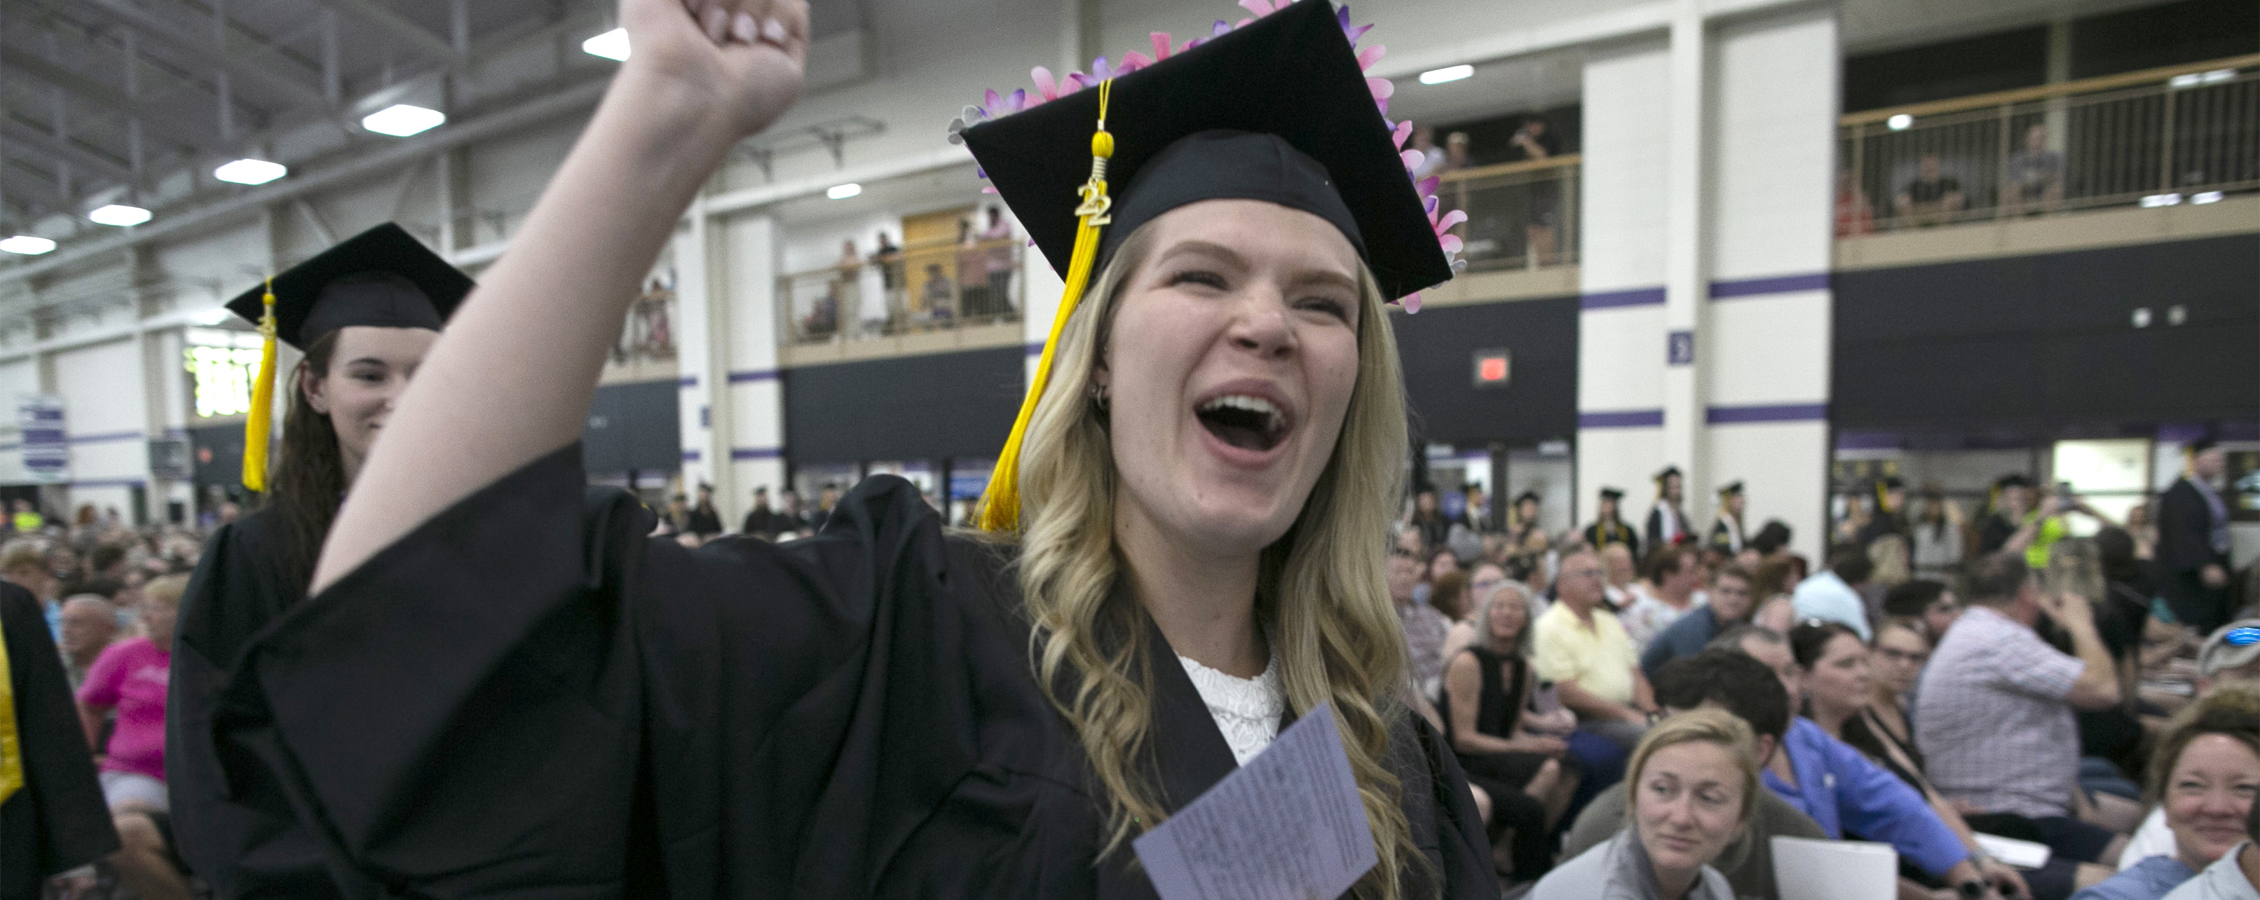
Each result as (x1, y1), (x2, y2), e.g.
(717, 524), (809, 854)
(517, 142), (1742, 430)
(2140, 192), (2183, 207)
(214, 158), (287, 185)
(2169, 73), (2202, 89)
(0, 235), (56, 255)
(1419, 64), (1473, 85)
(583, 28), (630, 61)
(826, 183), (862, 200)
(1886, 114), (1913, 131)
(193, 307), (233, 326)
(2192, 191), (2224, 205)
(361, 104), (446, 137)
(88, 204), (152, 227)
(2201, 68), (2236, 85)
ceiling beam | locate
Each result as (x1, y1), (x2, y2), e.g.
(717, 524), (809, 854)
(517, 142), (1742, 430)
(0, 52), (212, 151)
(1, 116), (135, 183)
(73, 0), (332, 110)
(306, 0), (456, 62)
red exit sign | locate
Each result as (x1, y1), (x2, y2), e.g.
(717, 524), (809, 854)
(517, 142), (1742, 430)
(1472, 349), (1511, 388)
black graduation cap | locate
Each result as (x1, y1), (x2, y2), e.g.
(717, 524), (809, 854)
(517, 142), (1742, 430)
(1718, 481), (1745, 497)
(958, 0), (1449, 301)
(224, 222), (472, 350)
(1599, 487), (1625, 502)
(1514, 490), (1541, 506)
(1995, 474), (2035, 490)
(1877, 476), (1906, 491)
(1654, 466), (1682, 482)
(2188, 434), (2220, 454)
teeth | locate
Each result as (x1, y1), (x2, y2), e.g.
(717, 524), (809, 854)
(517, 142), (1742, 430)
(1198, 394), (1285, 431)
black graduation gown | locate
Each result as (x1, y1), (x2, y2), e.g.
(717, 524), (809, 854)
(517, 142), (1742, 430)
(2157, 477), (2230, 631)
(1707, 516), (1743, 555)
(1642, 503), (1689, 550)
(1583, 519), (1639, 559)
(169, 508), (345, 899)
(189, 444), (1493, 899)
(1, 584), (119, 900)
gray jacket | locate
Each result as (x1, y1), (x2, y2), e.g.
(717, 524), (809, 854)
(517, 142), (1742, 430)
(1533, 831), (1735, 900)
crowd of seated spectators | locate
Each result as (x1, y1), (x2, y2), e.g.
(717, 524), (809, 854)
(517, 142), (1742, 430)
(1386, 470), (2260, 898)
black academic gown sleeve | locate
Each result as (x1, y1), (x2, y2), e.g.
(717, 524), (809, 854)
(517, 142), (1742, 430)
(169, 510), (343, 899)
(194, 443), (1493, 899)
(2, 584), (119, 900)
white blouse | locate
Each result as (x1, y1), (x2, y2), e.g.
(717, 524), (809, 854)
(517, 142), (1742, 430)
(1177, 654), (1287, 765)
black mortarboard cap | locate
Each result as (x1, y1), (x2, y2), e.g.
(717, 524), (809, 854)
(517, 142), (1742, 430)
(1718, 481), (1745, 496)
(1878, 476), (1905, 491)
(1996, 474), (2034, 490)
(1655, 466), (1682, 482)
(1514, 490), (1541, 505)
(2188, 434), (2220, 454)
(1600, 487), (1625, 501)
(959, 0), (1449, 300)
(225, 222), (471, 350)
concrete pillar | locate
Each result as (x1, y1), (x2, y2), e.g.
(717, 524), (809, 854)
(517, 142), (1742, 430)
(675, 196), (725, 502)
(1661, 1), (1711, 506)
(722, 213), (785, 527)
(1576, 40), (1672, 529)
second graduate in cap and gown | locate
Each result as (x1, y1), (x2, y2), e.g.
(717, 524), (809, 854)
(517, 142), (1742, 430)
(1708, 482), (1746, 555)
(178, 0), (1493, 897)
(166, 223), (471, 898)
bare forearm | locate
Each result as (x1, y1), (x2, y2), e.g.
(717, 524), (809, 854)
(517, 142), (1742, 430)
(314, 71), (736, 591)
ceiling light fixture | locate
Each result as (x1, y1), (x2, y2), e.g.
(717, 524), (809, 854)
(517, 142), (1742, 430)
(214, 159), (288, 185)
(362, 104), (446, 137)
(88, 204), (153, 227)
(583, 28), (630, 61)
(0, 235), (57, 255)
(1886, 114), (1913, 131)
(827, 183), (863, 200)
(1419, 65), (1473, 85)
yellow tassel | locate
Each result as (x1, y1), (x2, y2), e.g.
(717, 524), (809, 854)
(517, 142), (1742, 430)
(0, 608), (20, 806)
(976, 80), (1114, 532)
(242, 278), (279, 492)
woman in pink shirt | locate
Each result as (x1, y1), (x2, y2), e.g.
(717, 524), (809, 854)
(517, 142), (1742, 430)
(76, 572), (191, 900)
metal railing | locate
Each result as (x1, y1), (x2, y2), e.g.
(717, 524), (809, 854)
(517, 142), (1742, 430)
(1435, 155), (1581, 272)
(778, 236), (1022, 345)
(1839, 53), (2260, 234)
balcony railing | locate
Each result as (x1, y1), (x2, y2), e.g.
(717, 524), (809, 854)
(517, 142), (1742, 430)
(1839, 53), (2260, 234)
(779, 236), (1022, 345)
(1435, 155), (1581, 272)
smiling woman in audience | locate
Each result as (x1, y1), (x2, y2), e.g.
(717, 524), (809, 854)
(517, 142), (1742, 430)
(1532, 709), (1754, 900)
(2073, 687), (2260, 900)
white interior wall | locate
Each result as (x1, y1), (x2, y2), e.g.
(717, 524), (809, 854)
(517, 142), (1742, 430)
(1576, 42), (1671, 528)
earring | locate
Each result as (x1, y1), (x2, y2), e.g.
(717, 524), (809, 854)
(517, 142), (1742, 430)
(1089, 383), (1110, 412)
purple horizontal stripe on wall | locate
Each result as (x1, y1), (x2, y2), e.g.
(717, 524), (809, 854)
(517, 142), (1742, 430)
(730, 447), (783, 460)
(1707, 403), (1828, 424)
(727, 369), (779, 383)
(1709, 273), (1830, 299)
(1580, 287), (1667, 310)
(1025, 341), (1046, 356)
(1580, 409), (1665, 428)
(66, 430), (145, 445)
(1835, 431), (1903, 451)
(0, 443), (20, 451)
(681, 449), (701, 461)
(70, 478), (148, 488)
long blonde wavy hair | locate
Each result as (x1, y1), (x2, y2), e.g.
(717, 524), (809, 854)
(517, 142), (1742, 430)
(1000, 221), (1424, 897)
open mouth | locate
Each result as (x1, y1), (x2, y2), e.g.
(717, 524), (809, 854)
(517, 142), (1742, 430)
(1195, 394), (1290, 452)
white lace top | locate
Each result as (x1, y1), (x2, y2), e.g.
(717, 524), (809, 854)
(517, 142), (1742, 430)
(1177, 654), (1287, 765)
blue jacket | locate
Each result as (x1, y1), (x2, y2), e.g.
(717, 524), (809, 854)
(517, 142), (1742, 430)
(1763, 717), (1969, 877)
(1640, 605), (1720, 679)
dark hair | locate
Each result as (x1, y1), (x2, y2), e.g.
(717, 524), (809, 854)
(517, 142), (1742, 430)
(1789, 620), (1863, 669)
(1640, 545), (1695, 582)
(270, 330), (349, 595)
(63, 576), (124, 600)
(1828, 547), (1876, 584)
(1750, 520), (1793, 555)
(1883, 580), (1948, 619)
(1654, 650), (1791, 742)
(1965, 552), (2029, 605)
(1429, 571), (1471, 620)
(89, 543), (127, 573)
(1706, 624), (1785, 655)
(2095, 526), (2145, 585)
(1752, 557), (1801, 598)
(1713, 564), (1754, 588)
